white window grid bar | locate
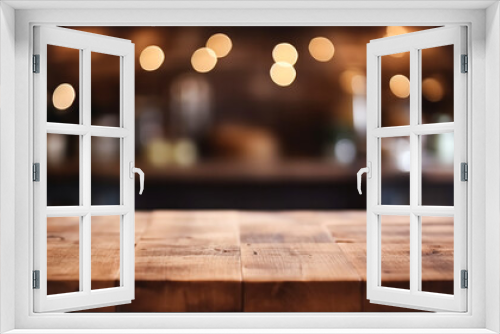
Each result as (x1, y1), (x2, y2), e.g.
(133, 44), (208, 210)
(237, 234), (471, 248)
(372, 122), (454, 138)
(47, 123), (130, 137)
(373, 205), (454, 217)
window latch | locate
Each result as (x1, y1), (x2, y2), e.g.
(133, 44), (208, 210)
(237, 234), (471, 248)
(357, 162), (372, 195)
(129, 162), (144, 195)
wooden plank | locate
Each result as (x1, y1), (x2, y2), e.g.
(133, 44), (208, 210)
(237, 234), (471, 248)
(46, 210), (454, 313)
(119, 211), (242, 312)
(325, 214), (453, 244)
(338, 242), (454, 282)
(241, 243), (362, 312)
(134, 211), (151, 244)
(47, 216), (81, 296)
(239, 212), (334, 244)
(47, 212), (151, 312)
(338, 242), (453, 312)
(141, 210), (240, 245)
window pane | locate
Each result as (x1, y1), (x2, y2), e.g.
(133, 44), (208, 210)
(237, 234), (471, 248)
(91, 215), (121, 290)
(47, 134), (80, 206)
(91, 137), (121, 205)
(91, 52), (121, 127)
(47, 45), (80, 124)
(421, 216), (454, 294)
(421, 45), (454, 124)
(381, 137), (410, 205)
(47, 216), (80, 295)
(380, 215), (410, 290)
(421, 133), (454, 206)
(381, 52), (410, 127)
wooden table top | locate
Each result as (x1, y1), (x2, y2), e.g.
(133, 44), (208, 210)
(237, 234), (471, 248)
(47, 210), (453, 312)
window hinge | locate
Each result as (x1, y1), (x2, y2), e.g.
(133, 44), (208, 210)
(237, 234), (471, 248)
(33, 270), (40, 289)
(33, 163), (40, 182)
(33, 54), (40, 73)
(461, 270), (468, 289)
(461, 162), (468, 181)
(461, 54), (468, 73)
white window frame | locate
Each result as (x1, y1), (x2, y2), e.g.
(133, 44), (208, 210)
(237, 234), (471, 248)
(366, 26), (468, 312)
(0, 1), (499, 333)
(33, 26), (136, 313)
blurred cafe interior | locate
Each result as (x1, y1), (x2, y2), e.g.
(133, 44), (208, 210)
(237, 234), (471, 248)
(47, 25), (454, 211)
(45, 26), (456, 312)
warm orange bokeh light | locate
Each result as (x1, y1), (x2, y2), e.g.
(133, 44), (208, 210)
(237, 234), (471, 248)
(309, 37), (335, 62)
(191, 47), (218, 73)
(422, 77), (445, 102)
(52, 83), (76, 110)
(272, 43), (298, 65)
(270, 62), (296, 87)
(206, 33), (232, 58)
(389, 74), (410, 98)
(139, 45), (165, 71)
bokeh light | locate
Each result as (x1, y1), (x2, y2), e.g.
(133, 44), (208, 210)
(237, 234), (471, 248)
(139, 45), (165, 71)
(173, 139), (198, 166)
(146, 138), (173, 167)
(386, 26), (408, 37)
(340, 69), (365, 95)
(270, 62), (296, 87)
(422, 77), (444, 102)
(389, 74), (410, 98)
(272, 43), (298, 65)
(191, 47), (217, 73)
(390, 52), (406, 58)
(206, 33), (232, 58)
(309, 37), (335, 62)
(52, 83), (76, 110)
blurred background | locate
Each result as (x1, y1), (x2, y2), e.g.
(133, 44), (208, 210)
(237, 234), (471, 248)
(46, 26), (454, 210)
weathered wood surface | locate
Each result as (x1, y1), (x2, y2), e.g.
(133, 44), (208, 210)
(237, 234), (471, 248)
(121, 211), (242, 312)
(46, 210), (454, 312)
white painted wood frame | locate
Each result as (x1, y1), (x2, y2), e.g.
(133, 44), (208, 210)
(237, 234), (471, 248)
(32, 26), (135, 313)
(366, 26), (467, 312)
(1, 1), (498, 333)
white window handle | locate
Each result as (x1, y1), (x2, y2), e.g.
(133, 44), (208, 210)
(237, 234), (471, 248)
(357, 162), (371, 195)
(129, 162), (145, 195)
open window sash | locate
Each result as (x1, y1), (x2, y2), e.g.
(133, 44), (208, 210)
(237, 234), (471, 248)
(33, 26), (135, 313)
(365, 26), (467, 312)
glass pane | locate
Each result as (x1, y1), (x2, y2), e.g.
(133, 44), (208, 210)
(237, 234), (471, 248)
(380, 215), (410, 290)
(47, 45), (80, 124)
(91, 215), (121, 290)
(421, 216), (454, 294)
(421, 45), (454, 124)
(47, 134), (80, 206)
(47, 216), (80, 295)
(421, 133), (454, 206)
(91, 52), (121, 127)
(381, 52), (410, 127)
(381, 137), (410, 205)
(91, 137), (121, 205)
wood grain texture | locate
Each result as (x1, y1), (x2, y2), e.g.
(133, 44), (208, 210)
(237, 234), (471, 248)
(46, 210), (454, 312)
(241, 243), (362, 312)
(239, 212), (334, 244)
(47, 216), (80, 295)
(119, 211), (242, 312)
